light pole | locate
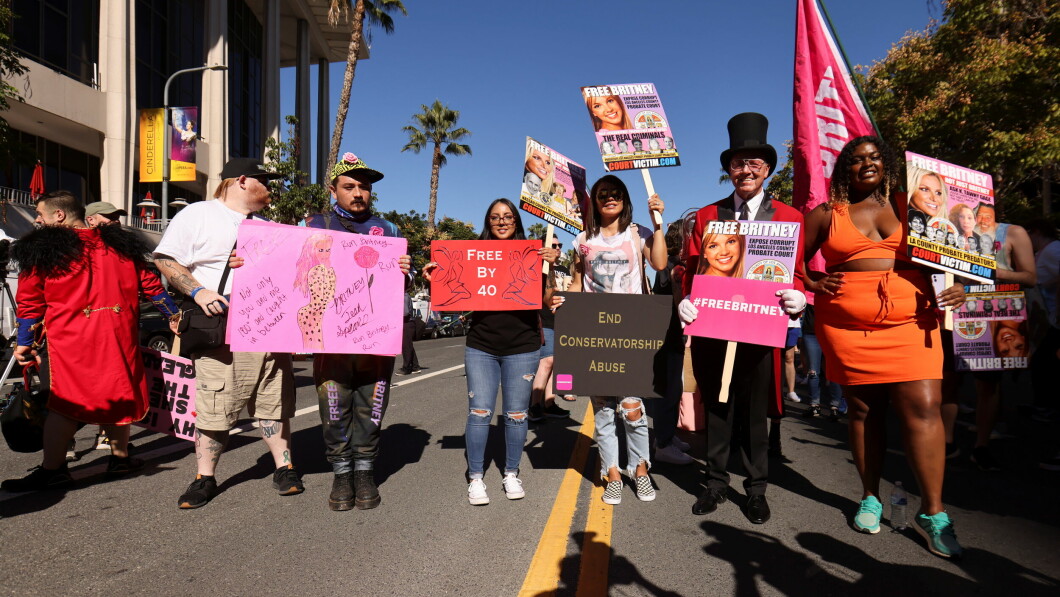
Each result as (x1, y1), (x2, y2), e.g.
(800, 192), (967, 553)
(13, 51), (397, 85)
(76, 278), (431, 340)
(162, 63), (227, 228)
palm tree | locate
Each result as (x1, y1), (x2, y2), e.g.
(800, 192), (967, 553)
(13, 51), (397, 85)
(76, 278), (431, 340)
(327, 0), (407, 176)
(401, 100), (472, 232)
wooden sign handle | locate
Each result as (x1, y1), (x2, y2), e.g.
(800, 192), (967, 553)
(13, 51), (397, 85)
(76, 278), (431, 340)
(718, 341), (736, 403)
(640, 168), (663, 227)
(943, 272), (954, 331)
(543, 224), (555, 276)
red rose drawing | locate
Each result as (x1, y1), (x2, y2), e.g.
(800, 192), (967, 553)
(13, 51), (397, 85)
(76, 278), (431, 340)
(354, 246), (379, 268)
(579, 244), (590, 256)
(369, 226), (384, 236)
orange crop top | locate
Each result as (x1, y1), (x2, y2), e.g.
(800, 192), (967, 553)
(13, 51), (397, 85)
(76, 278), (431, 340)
(819, 201), (911, 268)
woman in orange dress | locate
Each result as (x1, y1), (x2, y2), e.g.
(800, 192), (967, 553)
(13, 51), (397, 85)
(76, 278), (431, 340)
(802, 136), (965, 559)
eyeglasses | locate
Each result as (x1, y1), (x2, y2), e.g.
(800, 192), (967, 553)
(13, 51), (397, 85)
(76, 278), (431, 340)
(728, 159), (768, 173)
(595, 190), (621, 200)
(551, 244), (561, 249)
(489, 215), (515, 224)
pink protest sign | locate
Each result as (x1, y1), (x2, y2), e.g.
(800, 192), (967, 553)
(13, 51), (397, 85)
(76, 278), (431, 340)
(227, 220), (407, 355)
(683, 219), (800, 347)
(430, 240), (542, 312)
(135, 348), (197, 441)
(580, 82), (680, 172)
(684, 278), (791, 347)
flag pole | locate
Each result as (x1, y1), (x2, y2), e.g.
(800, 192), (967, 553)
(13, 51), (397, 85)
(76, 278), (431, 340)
(815, 0), (882, 137)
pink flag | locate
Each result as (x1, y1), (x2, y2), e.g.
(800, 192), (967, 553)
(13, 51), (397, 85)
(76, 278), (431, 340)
(792, 0), (877, 214)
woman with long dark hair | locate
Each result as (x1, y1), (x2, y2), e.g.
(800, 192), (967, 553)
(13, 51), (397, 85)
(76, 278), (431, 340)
(425, 198), (557, 505)
(556, 175), (667, 504)
(802, 136), (966, 559)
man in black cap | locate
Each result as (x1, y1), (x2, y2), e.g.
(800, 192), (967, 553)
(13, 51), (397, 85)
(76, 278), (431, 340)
(677, 113), (807, 524)
(303, 151), (412, 511)
(154, 157), (304, 509)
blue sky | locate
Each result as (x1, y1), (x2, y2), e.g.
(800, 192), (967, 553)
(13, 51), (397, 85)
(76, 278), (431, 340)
(280, 0), (943, 245)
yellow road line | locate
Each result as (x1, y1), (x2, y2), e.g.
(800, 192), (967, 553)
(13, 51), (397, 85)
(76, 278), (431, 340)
(518, 402), (596, 596)
(575, 480), (613, 596)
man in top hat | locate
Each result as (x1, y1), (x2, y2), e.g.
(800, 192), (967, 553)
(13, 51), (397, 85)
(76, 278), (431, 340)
(84, 202), (128, 227)
(154, 157), (304, 509)
(303, 152), (412, 511)
(677, 113), (807, 524)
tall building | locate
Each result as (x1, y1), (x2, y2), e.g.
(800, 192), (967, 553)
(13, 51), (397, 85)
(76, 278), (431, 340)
(0, 0), (363, 240)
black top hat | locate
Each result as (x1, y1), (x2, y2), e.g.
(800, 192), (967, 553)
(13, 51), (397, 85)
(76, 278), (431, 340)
(219, 158), (285, 181)
(719, 112), (778, 174)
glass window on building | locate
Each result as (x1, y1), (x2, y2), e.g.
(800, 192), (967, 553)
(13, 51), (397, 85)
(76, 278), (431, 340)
(135, 0), (206, 111)
(11, 0), (100, 87)
(228, 0), (263, 160)
(0, 131), (101, 205)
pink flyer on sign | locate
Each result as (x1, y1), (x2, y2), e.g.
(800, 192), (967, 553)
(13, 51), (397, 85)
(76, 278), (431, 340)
(226, 219), (407, 355)
(135, 348), (197, 441)
(684, 277), (791, 347)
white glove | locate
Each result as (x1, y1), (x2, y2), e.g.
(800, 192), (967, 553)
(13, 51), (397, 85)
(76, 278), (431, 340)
(776, 288), (807, 315)
(678, 295), (699, 325)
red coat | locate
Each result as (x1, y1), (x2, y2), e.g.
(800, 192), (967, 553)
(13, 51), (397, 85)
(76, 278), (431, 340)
(16, 228), (171, 425)
(683, 194), (806, 417)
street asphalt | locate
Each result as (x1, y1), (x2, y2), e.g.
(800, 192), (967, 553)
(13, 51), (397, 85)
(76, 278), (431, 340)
(1, 338), (1058, 596)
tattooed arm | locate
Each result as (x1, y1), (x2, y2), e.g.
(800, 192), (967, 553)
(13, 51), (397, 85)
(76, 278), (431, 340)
(155, 253), (229, 315)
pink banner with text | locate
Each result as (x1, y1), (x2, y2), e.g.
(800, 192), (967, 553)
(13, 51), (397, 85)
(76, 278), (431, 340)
(684, 277), (791, 347)
(134, 349), (197, 441)
(227, 220), (407, 355)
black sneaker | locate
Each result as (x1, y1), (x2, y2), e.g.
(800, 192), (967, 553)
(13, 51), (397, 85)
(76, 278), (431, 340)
(828, 407), (841, 422)
(1, 465), (73, 492)
(543, 402), (570, 419)
(970, 446), (1002, 472)
(273, 465), (305, 495)
(353, 469), (381, 509)
(178, 475), (218, 509)
(105, 455), (145, 478)
(804, 405), (821, 418)
(394, 369), (409, 376)
(329, 472), (355, 511)
(527, 404), (545, 422)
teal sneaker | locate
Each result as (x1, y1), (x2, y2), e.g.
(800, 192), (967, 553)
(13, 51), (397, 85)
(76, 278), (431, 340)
(914, 511), (963, 559)
(853, 496), (882, 534)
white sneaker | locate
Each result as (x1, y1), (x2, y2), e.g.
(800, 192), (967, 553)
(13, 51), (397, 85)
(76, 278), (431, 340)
(671, 436), (691, 452)
(786, 392), (801, 403)
(502, 473), (525, 500)
(655, 442), (693, 465)
(468, 479), (489, 505)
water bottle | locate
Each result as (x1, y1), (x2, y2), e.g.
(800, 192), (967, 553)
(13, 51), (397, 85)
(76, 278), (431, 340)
(890, 482), (909, 530)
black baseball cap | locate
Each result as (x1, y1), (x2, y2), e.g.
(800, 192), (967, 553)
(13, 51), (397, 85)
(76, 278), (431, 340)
(219, 158), (285, 181)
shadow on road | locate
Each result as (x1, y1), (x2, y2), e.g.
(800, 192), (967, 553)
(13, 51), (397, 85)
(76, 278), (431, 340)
(526, 531), (683, 597)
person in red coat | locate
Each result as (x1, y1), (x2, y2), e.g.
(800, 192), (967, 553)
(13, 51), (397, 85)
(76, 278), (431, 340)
(2, 191), (178, 492)
(678, 113), (807, 524)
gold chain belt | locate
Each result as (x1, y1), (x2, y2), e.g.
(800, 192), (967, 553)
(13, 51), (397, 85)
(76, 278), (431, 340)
(82, 304), (122, 318)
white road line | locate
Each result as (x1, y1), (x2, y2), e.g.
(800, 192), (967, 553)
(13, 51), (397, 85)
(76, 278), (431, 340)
(0, 363), (466, 501)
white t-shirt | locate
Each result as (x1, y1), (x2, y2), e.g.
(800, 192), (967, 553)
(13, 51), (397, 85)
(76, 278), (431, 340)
(573, 224), (653, 294)
(155, 199), (257, 295)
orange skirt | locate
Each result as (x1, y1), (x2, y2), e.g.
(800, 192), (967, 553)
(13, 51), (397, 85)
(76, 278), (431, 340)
(815, 270), (942, 385)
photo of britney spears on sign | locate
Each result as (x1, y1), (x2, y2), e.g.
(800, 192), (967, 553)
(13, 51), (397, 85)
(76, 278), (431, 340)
(905, 151), (996, 283)
(581, 82), (680, 172)
(519, 137), (587, 236)
(684, 220), (801, 347)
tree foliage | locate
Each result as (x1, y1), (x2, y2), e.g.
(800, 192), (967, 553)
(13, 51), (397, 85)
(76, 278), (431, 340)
(377, 208), (476, 290)
(326, 0), (407, 176)
(401, 100), (472, 232)
(862, 0), (1059, 221)
(0, 4), (29, 170)
(262, 116), (331, 224)
(766, 141), (795, 206)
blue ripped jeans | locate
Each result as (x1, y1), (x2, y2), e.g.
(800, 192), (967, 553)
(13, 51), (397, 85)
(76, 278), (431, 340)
(802, 333), (843, 408)
(592, 396), (651, 481)
(464, 347), (537, 479)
